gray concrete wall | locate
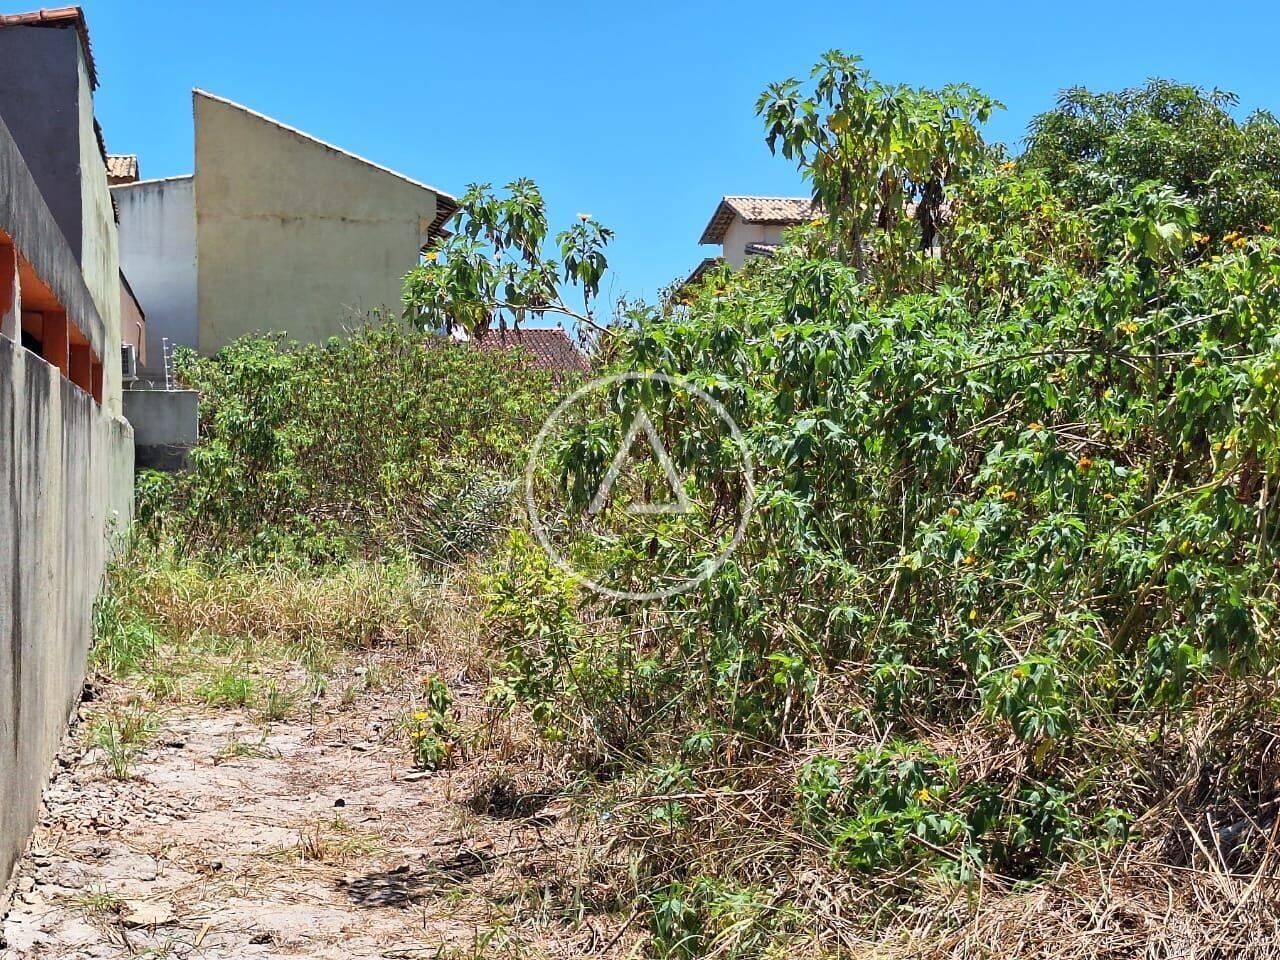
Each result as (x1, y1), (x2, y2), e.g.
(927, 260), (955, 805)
(113, 177), (197, 378)
(0, 117), (116, 410)
(122, 389), (198, 471)
(0, 337), (134, 892)
(75, 53), (122, 414)
(0, 112), (134, 895)
(193, 90), (440, 353)
(0, 25), (81, 260)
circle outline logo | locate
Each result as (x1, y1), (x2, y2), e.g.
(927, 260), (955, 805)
(524, 372), (755, 601)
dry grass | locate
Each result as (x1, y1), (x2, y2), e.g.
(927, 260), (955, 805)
(95, 549), (492, 705)
(119, 557), (445, 652)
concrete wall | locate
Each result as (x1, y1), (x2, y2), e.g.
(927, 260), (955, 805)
(0, 25), (81, 261)
(76, 55), (122, 417)
(193, 90), (439, 353)
(113, 177), (197, 377)
(0, 21), (123, 416)
(0, 338), (133, 891)
(122, 389), (198, 471)
(0, 112), (134, 895)
(0, 117), (117, 411)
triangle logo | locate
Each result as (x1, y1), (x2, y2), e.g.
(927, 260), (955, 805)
(587, 407), (693, 517)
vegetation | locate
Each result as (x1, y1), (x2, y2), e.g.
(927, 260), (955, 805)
(86, 53), (1280, 959)
(139, 321), (567, 565)
(478, 62), (1280, 955)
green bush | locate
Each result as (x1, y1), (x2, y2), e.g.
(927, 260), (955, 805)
(487, 59), (1280, 942)
(147, 321), (571, 564)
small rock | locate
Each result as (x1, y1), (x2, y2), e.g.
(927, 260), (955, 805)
(122, 901), (176, 929)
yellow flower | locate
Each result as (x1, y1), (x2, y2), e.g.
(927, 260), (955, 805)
(946, 507), (960, 518)
(968, 608), (978, 621)
(1001, 490), (1018, 502)
(1077, 455), (1093, 471)
(424, 251), (439, 263)
(1028, 421), (1044, 432)
(1191, 356), (1206, 368)
(1120, 321), (1139, 335)
(917, 787), (932, 802)
(998, 161), (1016, 172)
(963, 554), (977, 566)
(1102, 492), (1115, 502)
(412, 711), (429, 723)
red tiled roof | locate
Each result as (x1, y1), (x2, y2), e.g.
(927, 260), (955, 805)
(699, 196), (814, 244)
(681, 256), (725, 289)
(472, 327), (590, 373)
(0, 7), (96, 89)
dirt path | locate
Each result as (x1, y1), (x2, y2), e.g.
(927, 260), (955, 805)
(1, 659), (621, 959)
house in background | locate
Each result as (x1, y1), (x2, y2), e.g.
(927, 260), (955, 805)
(685, 195), (814, 289)
(699, 196), (814, 266)
(0, 4), (126, 415)
(113, 90), (456, 380)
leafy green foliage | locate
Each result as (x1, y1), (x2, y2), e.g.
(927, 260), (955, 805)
(408, 676), (458, 771)
(1024, 79), (1280, 238)
(487, 53), (1280, 932)
(149, 322), (566, 564)
(403, 179), (613, 337)
(758, 50), (999, 277)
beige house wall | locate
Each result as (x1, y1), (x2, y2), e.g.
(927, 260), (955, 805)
(193, 91), (439, 354)
(720, 219), (789, 268)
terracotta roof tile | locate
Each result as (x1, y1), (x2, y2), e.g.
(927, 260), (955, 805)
(699, 196), (814, 244)
(0, 7), (96, 89)
(106, 154), (137, 182)
(472, 327), (590, 373)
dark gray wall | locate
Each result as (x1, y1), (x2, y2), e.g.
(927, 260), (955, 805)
(0, 25), (82, 260)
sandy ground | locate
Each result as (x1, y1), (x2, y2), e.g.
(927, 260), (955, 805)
(0, 664), (624, 959)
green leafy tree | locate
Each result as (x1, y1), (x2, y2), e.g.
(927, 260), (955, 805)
(402, 178), (614, 338)
(757, 50), (1000, 278)
(1023, 79), (1280, 237)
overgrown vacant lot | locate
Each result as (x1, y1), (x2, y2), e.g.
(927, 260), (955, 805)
(13, 56), (1280, 960)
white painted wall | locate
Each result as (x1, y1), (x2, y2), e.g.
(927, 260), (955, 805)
(112, 176), (197, 379)
(720, 219), (790, 267)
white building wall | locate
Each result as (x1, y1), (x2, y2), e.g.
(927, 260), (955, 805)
(112, 176), (197, 380)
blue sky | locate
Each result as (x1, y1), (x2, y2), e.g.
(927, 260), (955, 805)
(83, 0), (1280, 309)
